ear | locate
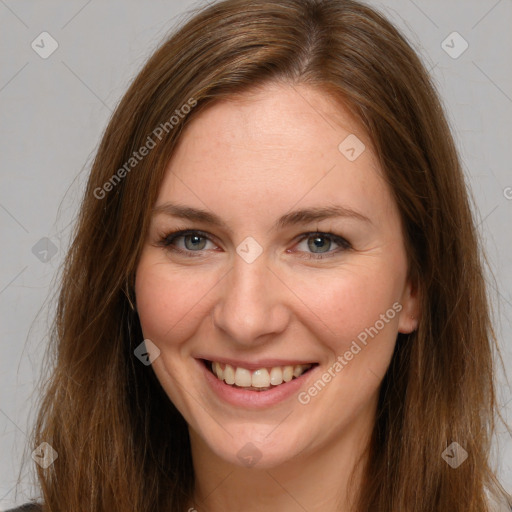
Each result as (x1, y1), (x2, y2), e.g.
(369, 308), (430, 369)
(397, 277), (420, 334)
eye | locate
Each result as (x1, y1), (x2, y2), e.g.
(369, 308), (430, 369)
(158, 229), (217, 255)
(293, 232), (351, 259)
(157, 229), (351, 259)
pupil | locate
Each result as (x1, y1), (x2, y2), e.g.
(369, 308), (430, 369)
(308, 236), (330, 253)
(185, 235), (206, 250)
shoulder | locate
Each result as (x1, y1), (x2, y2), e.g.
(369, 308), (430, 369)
(4, 504), (42, 512)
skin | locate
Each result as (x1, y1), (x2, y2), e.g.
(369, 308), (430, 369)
(135, 82), (419, 512)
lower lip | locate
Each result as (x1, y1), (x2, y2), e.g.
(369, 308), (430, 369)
(197, 359), (317, 409)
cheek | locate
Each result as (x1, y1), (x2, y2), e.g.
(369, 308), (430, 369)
(297, 272), (403, 413)
(299, 266), (403, 341)
(292, 257), (406, 392)
(134, 256), (213, 345)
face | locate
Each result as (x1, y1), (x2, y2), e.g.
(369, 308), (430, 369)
(135, 82), (418, 470)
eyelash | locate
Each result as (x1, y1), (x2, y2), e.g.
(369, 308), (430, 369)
(156, 229), (351, 260)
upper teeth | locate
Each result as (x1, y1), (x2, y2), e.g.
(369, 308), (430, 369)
(211, 361), (313, 389)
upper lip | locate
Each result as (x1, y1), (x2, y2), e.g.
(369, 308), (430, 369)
(196, 356), (318, 371)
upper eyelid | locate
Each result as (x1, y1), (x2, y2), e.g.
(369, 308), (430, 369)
(165, 229), (219, 246)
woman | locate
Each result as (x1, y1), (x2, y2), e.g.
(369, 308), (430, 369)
(10, 0), (511, 510)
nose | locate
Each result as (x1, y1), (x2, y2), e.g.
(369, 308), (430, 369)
(212, 252), (290, 347)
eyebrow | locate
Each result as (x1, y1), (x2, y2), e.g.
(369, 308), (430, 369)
(152, 202), (372, 231)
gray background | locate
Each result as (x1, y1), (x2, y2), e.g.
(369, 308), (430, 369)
(0, 0), (511, 508)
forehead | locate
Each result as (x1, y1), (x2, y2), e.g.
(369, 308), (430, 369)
(155, 82), (396, 230)
(172, 82), (371, 165)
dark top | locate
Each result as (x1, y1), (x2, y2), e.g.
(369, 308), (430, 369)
(5, 504), (42, 511)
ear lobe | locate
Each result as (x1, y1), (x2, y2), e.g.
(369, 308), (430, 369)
(397, 278), (420, 334)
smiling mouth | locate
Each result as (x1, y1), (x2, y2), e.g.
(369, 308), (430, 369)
(202, 359), (318, 391)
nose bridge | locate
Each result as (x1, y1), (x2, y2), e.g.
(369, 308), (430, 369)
(213, 251), (288, 344)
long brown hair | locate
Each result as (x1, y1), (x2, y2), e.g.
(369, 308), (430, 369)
(19, 0), (510, 510)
